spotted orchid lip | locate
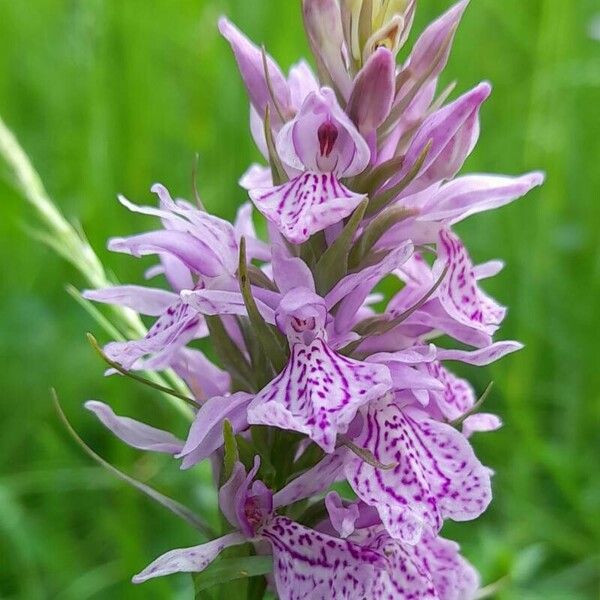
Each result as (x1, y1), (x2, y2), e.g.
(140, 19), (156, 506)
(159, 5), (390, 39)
(79, 0), (543, 597)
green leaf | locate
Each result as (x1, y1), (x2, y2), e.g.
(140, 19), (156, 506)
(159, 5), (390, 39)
(52, 390), (214, 538)
(222, 420), (239, 483)
(205, 315), (257, 392)
(238, 237), (288, 375)
(314, 199), (368, 295)
(366, 140), (432, 216)
(86, 333), (198, 407)
(349, 204), (418, 268)
(193, 556), (273, 595)
(263, 105), (287, 186)
(352, 154), (405, 195)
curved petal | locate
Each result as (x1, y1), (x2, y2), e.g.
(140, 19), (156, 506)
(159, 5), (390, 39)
(420, 172), (545, 224)
(249, 172), (366, 244)
(435, 229), (506, 337)
(132, 531), (246, 583)
(218, 17), (291, 125)
(435, 341), (523, 366)
(261, 516), (384, 600)
(346, 397), (492, 543)
(104, 301), (204, 371)
(276, 89), (370, 176)
(83, 286), (177, 317)
(462, 413), (503, 438)
(273, 452), (345, 509)
(248, 338), (391, 453)
(179, 392), (253, 469)
(325, 492), (360, 538)
(423, 360), (476, 421)
(85, 401), (184, 454)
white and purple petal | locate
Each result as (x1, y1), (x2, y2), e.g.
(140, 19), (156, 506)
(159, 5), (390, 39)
(248, 338), (391, 453)
(346, 397), (492, 543)
(435, 229), (506, 337)
(249, 172), (366, 244)
(261, 516), (384, 600)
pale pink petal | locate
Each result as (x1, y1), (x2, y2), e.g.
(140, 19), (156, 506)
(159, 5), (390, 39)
(273, 452), (345, 508)
(462, 413), (503, 438)
(83, 286), (177, 317)
(420, 172), (545, 224)
(218, 17), (291, 125)
(179, 392), (253, 469)
(435, 341), (523, 366)
(85, 401), (184, 454)
(325, 492), (360, 538)
(132, 532), (246, 583)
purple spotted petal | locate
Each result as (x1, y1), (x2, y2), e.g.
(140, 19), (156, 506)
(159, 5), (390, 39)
(412, 531), (480, 600)
(104, 300), (205, 371)
(435, 229), (506, 337)
(261, 516), (384, 600)
(132, 531), (246, 584)
(423, 360), (476, 421)
(249, 172), (366, 244)
(366, 530), (438, 599)
(248, 337), (391, 453)
(346, 397), (492, 543)
(462, 413), (503, 438)
(85, 401), (184, 454)
(178, 392), (253, 469)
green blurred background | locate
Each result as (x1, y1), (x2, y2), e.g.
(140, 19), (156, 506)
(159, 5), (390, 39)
(1, 0), (599, 598)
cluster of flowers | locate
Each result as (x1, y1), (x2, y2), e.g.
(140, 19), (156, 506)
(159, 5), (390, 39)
(83, 1), (543, 598)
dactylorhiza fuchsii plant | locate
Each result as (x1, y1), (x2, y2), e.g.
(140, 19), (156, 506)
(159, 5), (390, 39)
(35, 1), (543, 598)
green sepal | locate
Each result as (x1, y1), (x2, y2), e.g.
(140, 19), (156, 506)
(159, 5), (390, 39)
(250, 425), (277, 485)
(384, 27), (458, 129)
(222, 419), (239, 483)
(205, 315), (257, 393)
(192, 553), (273, 597)
(349, 204), (418, 268)
(238, 237), (288, 375)
(314, 199), (368, 295)
(264, 105), (288, 186)
(353, 154), (405, 195)
(366, 140), (432, 216)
